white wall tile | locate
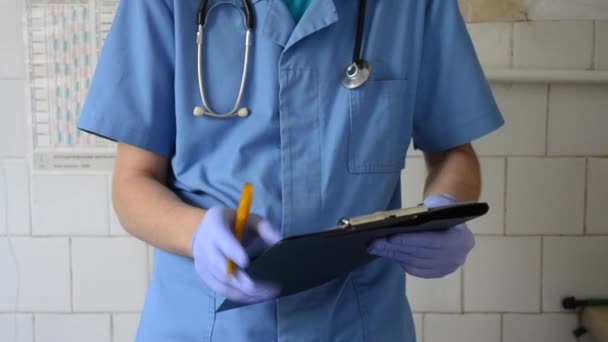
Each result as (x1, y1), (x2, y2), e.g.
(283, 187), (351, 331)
(587, 159), (608, 234)
(503, 313), (579, 342)
(35, 314), (110, 342)
(543, 237), (608, 312)
(548, 85), (608, 156)
(402, 158), (426, 208)
(109, 205), (128, 235)
(407, 140), (423, 157)
(0, 0), (25, 79)
(0, 81), (27, 157)
(0, 160), (30, 235)
(528, 1), (608, 20)
(474, 84), (547, 156)
(148, 245), (154, 280)
(109, 174), (128, 235)
(466, 23), (512, 68)
(598, 21), (608, 70)
(32, 174), (109, 235)
(407, 271), (461, 313)
(464, 237), (541, 312)
(506, 158), (585, 235)
(0, 238), (70, 311)
(72, 237), (147, 311)
(425, 314), (501, 342)
(514, 21), (594, 69)
(0, 314), (33, 342)
(469, 158), (505, 235)
(413, 314), (423, 342)
(113, 314), (140, 342)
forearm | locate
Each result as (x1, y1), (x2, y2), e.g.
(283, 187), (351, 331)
(113, 174), (204, 258)
(423, 144), (481, 202)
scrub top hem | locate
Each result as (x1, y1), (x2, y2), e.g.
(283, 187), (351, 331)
(414, 110), (505, 153)
(77, 115), (174, 159)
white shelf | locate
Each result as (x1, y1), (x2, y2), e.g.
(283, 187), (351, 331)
(486, 69), (608, 84)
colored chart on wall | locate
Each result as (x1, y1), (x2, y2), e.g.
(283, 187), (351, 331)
(25, 0), (120, 171)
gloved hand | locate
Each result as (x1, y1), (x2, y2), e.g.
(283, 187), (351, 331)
(368, 194), (475, 279)
(192, 206), (282, 303)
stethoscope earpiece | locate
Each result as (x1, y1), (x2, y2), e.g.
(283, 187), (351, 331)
(193, 106), (204, 116)
(237, 107), (249, 118)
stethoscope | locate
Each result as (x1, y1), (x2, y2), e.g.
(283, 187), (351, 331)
(193, 0), (371, 119)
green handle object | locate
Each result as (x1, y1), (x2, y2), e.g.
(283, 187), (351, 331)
(563, 296), (608, 309)
(573, 326), (588, 338)
(563, 296), (608, 339)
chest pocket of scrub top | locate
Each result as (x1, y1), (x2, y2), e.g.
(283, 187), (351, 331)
(348, 79), (410, 173)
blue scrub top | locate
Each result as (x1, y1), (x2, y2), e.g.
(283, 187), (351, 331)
(79, 0), (504, 341)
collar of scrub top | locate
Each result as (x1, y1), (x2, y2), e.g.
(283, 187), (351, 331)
(193, 0), (371, 119)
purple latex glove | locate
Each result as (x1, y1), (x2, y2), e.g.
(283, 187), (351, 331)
(368, 194), (475, 279)
(192, 206), (282, 304)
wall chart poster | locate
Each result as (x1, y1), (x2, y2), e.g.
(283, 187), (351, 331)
(25, 0), (120, 171)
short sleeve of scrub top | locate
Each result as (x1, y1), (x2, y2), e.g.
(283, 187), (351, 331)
(78, 0), (176, 158)
(412, 0), (504, 152)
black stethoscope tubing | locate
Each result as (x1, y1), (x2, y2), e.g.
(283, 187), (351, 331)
(193, 0), (370, 118)
(196, 0), (368, 74)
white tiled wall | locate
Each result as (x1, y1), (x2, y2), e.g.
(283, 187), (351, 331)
(503, 314), (580, 342)
(424, 314), (501, 342)
(1, 0), (607, 340)
(403, 19), (607, 342)
(514, 21), (594, 69)
(0, 314), (33, 342)
(34, 314), (111, 342)
(598, 21), (608, 70)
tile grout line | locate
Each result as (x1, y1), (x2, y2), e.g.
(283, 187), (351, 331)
(500, 313), (504, 342)
(545, 85), (551, 156)
(32, 313), (36, 342)
(460, 267), (464, 314)
(583, 158), (589, 234)
(510, 22), (515, 69)
(106, 175), (112, 235)
(503, 158), (508, 236)
(69, 237), (74, 313)
(540, 237), (544, 313)
(110, 313), (115, 342)
(421, 313), (425, 342)
(511, 22), (517, 68)
(592, 21), (598, 70)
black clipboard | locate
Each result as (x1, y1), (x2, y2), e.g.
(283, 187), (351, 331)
(217, 202), (488, 312)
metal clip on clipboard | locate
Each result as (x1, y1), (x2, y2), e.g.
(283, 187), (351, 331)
(337, 205), (429, 230)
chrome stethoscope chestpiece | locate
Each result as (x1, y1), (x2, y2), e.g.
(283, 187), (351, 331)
(341, 60), (371, 90)
(341, 0), (371, 90)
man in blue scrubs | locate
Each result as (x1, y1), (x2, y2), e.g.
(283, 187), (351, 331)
(79, 0), (504, 340)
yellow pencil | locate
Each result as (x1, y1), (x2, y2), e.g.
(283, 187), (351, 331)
(227, 183), (254, 275)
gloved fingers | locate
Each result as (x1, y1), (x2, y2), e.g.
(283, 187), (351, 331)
(369, 243), (446, 267)
(423, 193), (458, 208)
(405, 263), (461, 279)
(242, 214), (282, 247)
(368, 243), (441, 261)
(204, 244), (278, 301)
(202, 267), (255, 303)
(255, 220), (282, 246)
(387, 231), (451, 250)
(405, 266), (451, 279)
(233, 271), (281, 300)
(212, 212), (250, 269)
